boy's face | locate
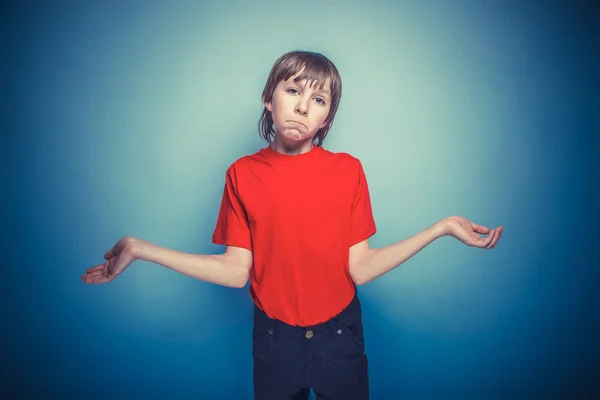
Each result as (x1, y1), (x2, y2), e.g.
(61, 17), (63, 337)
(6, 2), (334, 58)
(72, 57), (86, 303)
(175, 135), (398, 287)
(264, 72), (331, 144)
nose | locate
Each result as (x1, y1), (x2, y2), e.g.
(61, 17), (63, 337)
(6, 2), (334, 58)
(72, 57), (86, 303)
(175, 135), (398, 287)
(295, 97), (309, 116)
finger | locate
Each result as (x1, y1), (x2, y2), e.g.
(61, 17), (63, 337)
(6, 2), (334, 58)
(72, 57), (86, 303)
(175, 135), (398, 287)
(469, 233), (487, 248)
(473, 229), (494, 248)
(86, 270), (106, 280)
(86, 264), (104, 273)
(90, 274), (109, 284)
(82, 269), (102, 281)
(82, 274), (98, 284)
(491, 228), (504, 248)
(471, 222), (490, 234)
(83, 264), (108, 281)
(86, 263), (107, 275)
(485, 229), (499, 249)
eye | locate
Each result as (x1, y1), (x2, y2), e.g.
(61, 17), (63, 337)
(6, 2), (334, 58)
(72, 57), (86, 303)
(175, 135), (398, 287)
(315, 97), (326, 105)
(287, 88), (299, 95)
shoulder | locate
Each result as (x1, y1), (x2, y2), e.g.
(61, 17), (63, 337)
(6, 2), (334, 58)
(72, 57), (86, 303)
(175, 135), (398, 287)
(224, 148), (267, 175)
(320, 147), (364, 169)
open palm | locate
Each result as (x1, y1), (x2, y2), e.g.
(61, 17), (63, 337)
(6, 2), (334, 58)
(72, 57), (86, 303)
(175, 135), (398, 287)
(81, 236), (138, 284)
(445, 216), (503, 249)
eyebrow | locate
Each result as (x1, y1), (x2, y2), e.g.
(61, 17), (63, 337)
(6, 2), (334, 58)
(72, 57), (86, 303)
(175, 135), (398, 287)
(291, 82), (331, 97)
(313, 88), (331, 96)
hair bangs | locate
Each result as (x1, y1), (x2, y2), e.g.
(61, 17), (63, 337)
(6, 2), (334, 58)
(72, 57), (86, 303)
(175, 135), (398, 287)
(292, 57), (333, 90)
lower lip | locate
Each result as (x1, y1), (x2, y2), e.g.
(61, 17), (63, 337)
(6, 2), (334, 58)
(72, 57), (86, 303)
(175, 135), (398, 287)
(288, 121), (305, 127)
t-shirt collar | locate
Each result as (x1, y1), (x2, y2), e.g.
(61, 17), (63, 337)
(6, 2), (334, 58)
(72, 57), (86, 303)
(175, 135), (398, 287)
(261, 143), (322, 165)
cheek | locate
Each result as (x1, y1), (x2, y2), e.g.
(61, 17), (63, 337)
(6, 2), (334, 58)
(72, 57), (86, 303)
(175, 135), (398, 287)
(317, 108), (330, 124)
(272, 98), (289, 116)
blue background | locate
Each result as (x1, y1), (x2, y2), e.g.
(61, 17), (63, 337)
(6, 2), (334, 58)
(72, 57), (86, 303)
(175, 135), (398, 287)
(3, 0), (599, 398)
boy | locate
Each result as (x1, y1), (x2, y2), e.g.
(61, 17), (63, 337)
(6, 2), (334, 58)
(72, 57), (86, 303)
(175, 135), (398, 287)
(82, 50), (503, 400)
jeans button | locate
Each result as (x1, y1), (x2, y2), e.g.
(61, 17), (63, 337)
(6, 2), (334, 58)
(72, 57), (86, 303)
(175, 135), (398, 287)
(306, 330), (314, 339)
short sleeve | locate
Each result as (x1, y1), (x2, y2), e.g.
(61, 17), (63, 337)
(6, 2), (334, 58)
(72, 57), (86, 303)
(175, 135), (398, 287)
(212, 165), (253, 251)
(350, 160), (377, 246)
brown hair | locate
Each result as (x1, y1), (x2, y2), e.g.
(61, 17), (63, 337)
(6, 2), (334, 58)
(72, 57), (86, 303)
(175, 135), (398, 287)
(258, 50), (342, 147)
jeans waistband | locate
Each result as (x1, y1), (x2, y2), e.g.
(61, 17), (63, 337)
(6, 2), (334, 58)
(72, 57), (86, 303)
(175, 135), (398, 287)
(253, 293), (362, 337)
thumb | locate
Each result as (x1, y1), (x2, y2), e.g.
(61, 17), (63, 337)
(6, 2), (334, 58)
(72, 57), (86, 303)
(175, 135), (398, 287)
(104, 248), (113, 260)
(471, 222), (490, 234)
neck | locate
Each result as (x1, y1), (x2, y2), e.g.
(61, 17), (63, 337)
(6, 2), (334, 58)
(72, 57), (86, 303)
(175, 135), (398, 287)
(271, 138), (314, 155)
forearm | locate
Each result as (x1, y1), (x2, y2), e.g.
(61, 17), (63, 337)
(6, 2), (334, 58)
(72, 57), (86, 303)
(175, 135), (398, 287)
(133, 240), (249, 288)
(351, 221), (448, 285)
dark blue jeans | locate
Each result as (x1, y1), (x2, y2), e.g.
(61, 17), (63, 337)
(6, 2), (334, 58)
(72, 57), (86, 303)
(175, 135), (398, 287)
(252, 294), (370, 400)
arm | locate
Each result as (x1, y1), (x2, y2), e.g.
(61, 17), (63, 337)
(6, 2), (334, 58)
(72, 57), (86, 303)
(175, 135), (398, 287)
(134, 239), (252, 288)
(81, 236), (253, 288)
(349, 216), (503, 285)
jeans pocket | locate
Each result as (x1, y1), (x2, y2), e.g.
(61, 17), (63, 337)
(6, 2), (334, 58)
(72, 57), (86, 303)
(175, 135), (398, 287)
(340, 324), (365, 350)
(321, 321), (366, 365)
(253, 325), (269, 346)
(252, 324), (274, 365)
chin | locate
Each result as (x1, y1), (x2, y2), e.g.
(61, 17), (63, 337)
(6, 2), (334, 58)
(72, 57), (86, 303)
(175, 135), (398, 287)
(282, 131), (313, 142)
(286, 134), (308, 142)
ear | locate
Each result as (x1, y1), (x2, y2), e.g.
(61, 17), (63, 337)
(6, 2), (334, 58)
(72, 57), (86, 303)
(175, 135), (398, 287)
(262, 97), (272, 112)
(319, 120), (328, 129)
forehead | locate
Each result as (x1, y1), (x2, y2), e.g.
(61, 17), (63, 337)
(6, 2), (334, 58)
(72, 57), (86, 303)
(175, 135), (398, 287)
(282, 70), (331, 92)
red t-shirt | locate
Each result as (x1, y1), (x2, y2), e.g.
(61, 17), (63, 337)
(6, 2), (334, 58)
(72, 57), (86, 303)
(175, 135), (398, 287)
(212, 145), (376, 326)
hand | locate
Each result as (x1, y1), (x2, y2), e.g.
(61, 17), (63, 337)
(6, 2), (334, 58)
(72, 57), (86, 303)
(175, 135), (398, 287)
(443, 216), (503, 249)
(81, 236), (139, 284)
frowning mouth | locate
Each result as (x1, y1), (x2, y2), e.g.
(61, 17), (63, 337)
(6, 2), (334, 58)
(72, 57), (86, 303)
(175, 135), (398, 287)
(287, 120), (306, 128)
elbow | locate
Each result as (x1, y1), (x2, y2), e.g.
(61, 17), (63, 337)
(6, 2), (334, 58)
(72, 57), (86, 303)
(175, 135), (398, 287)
(349, 258), (372, 286)
(349, 244), (374, 286)
(230, 269), (249, 289)
(221, 248), (252, 289)
(233, 275), (249, 289)
(349, 267), (369, 286)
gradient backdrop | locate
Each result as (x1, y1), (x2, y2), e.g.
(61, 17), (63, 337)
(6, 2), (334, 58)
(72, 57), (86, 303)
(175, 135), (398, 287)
(3, 0), (599, 399)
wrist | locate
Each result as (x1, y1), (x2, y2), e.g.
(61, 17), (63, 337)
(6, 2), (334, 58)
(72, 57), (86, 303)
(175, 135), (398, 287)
(131, 237), (149, 260)
(431, 219), (451, 238)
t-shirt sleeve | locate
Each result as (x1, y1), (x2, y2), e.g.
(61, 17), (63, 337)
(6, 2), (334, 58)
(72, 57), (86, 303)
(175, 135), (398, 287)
(350, 159), (377, 246)
(212, 165), (253, 251)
